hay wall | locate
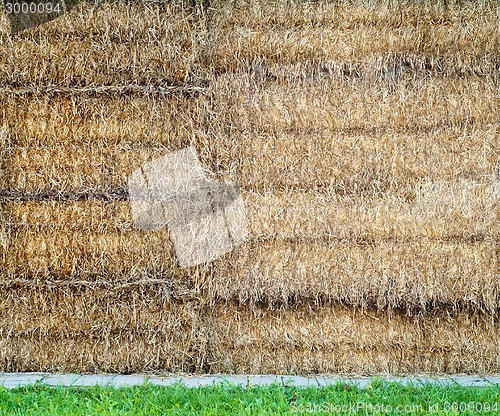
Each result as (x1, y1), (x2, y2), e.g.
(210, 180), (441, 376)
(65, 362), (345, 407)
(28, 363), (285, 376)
(0, 0), (498, 373)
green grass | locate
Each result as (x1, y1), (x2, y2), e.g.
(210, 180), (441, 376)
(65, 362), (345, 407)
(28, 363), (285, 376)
(0, 379), (499, 415)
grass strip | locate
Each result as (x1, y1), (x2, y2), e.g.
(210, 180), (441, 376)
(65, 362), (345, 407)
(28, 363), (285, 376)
(0, 379), (499, 415)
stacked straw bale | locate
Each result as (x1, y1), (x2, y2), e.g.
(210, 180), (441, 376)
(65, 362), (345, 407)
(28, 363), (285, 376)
(207, 303), (500, 374)
(0, 0), (498, 373)
(0, 283), (206, 372)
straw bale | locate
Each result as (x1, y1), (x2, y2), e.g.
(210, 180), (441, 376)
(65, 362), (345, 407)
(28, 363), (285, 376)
(2, 230), (496, 310)
(2, 95), (203, 148)
(234, 129), (498, 192)
(207, 303), (500, 374)
(244, 182), (498, 241)
(211, 240), (498, 311)
(2, 125), (497, 194)
(1, 289), (498, 373)
(2, 146), (126, 192)
(0, 283), (207, 373)
(3, 77), (497, 150)
(0, 2), (206, 86)
(2, 200), (133, 232)
(4, 178), (497, 239)
(2, 227), (186, 278)
(0, 284), (203, 334)
(0, 309), (207, 373)
(2, 177), (496, 309)
(1, 0), (499, 375)
(1, 1), (497, 85)
(0, 335), (205, 373)
(1, 141), (229, 194)
(211, 75), (498, 134)
(208, 0), (499, 78)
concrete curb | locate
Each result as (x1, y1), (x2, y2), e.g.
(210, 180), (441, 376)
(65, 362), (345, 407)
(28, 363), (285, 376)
(0, 373), (499, 389)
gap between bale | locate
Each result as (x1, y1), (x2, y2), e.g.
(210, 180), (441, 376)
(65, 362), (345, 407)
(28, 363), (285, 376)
(0, 292), (498, 374)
